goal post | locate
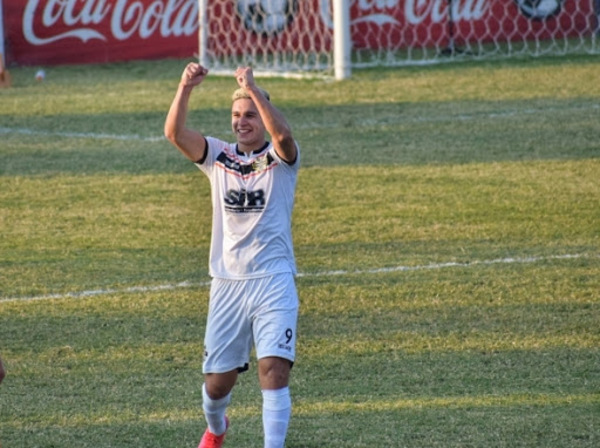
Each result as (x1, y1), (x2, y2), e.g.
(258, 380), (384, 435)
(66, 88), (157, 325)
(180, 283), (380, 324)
(198, 0), (209, 68)
(333, 0), (351, 80)
(197, 0), (600, 79)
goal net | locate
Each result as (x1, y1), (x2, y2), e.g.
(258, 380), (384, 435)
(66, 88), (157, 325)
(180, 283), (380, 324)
(198, 0), (333, 77)
(199, 0), (600, 78)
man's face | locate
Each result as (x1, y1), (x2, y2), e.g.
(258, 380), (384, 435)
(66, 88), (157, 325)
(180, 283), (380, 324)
(231, 98), (266, 152)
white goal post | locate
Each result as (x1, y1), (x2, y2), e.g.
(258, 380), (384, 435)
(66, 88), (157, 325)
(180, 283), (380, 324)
(197, 0), (348, 78)
(197, 0), (600, 79)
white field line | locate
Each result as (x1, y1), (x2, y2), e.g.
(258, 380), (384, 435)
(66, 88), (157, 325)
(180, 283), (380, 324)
(0, 253), (594, 304)
(295, 253), (590, 278)
(0, 281), (210, 304)
(1, 103), (598, 142)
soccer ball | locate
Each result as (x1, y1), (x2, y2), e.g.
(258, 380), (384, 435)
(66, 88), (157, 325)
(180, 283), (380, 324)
(236, 0), (298, 35)
(514, 0), (563, 20)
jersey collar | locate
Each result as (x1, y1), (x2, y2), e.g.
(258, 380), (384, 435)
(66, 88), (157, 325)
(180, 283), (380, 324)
(236, 141), (270, 157)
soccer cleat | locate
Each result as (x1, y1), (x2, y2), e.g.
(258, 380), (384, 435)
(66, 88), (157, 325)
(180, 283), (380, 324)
(198, 416), (229, 448)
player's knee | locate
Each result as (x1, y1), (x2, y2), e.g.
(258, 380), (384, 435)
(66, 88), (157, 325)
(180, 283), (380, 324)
(204, 372), (237, 399)
(204, 382), (230, 400)
(259, 357), (291, 388)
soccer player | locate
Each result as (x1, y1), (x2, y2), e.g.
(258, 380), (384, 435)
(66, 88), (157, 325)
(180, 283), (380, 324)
(165, 64), (300, 448)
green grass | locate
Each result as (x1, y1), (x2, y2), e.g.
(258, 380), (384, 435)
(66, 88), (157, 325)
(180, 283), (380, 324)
(1, 56), (599, 447)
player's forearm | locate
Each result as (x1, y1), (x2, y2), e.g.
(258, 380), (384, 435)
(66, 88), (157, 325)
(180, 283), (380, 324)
(165, 85), (206, 161)
(249, 88), (296, 161)
(264, 107), (296, 162)
(165, 83), (193, 141)
(247, 86), (288, 137)
(264, 104), (292, 141)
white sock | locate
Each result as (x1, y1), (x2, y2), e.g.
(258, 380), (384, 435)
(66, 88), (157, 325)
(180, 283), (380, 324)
(262, 387), (292, 448)
(202, 383), (230, 436)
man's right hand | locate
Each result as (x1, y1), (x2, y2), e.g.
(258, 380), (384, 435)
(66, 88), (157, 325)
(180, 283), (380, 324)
(181, 63), (209, 87)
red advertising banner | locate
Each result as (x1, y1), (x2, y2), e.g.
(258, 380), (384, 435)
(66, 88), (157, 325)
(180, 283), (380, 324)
(3, 0), (201, 65)
(343, 0), (594, 50)
(1, 0), (596, 67)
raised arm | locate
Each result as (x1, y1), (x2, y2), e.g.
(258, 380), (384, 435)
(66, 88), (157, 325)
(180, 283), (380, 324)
(164, 63), (209, 162)
(234, 67), (297, 163)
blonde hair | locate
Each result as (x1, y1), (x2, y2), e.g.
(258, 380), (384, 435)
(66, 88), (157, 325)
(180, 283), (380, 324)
(232, 87), (270, 103)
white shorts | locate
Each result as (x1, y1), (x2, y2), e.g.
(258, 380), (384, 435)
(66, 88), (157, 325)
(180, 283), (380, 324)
(203, 272), (298, 374)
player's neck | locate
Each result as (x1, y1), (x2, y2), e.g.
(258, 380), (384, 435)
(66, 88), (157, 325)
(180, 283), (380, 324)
(237, 141), (269, 157)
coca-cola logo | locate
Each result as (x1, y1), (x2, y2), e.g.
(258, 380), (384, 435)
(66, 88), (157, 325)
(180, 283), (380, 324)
(23, 0), (199, 45)
(319, 0), (490, 28)
(319, 0), (398, 28)
(405, 0), (489, 24)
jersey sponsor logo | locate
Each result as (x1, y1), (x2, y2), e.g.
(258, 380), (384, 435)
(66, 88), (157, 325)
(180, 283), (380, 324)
(224, 188), (266, 213)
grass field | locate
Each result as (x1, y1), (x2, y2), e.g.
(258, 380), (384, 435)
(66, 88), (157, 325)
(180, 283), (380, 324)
(1, 55), (599, 447)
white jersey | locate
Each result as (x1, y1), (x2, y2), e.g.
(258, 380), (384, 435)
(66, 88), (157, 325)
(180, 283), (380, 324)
(195, 136), (299, 279)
